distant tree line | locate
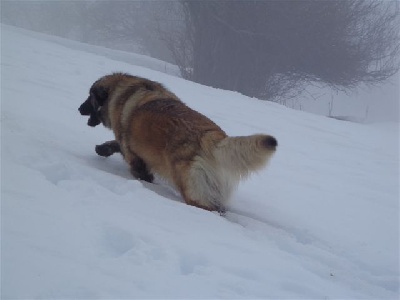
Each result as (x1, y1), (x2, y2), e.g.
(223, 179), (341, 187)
(2, 0), (399, 102)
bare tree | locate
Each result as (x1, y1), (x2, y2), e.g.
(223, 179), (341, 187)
(171, 0), (400, 101)
(151, 2), (194, 78)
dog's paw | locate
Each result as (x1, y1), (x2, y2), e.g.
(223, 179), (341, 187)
(95, 141), (121, 157)
(218, 206), (227, 216)
(138, 173), (154, 183)
(95, 144), (115, 157)
(132, 170), (154, 183)
(130, 156), (154, 183)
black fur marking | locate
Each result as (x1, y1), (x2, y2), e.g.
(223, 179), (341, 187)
(130, 156), (154, 183)
(136, 98), (183, 115)
(262, 136), (278, 149)
(91, 86), (108, 106)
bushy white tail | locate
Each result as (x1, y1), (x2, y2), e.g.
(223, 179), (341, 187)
(185, 134), (277, 212)
(213, 134), (277, 178)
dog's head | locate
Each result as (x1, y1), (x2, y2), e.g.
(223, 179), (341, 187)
(79, 76), (111, 127)
(79, 73), (159, 128)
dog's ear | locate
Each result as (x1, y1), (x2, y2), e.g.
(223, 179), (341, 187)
(91, 86), (108, 106)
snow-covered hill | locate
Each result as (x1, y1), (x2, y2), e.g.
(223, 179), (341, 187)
(1, 25), (399, 299)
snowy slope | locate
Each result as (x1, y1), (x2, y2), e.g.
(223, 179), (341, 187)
(1, 25), (399, 299)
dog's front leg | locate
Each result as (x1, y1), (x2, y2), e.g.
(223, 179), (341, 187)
(95, 140), (121, 157)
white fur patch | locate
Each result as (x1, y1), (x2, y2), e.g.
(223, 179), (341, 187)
(187, 156), (239, 208)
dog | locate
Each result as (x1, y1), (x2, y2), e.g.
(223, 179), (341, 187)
(79, 73), (277, 212)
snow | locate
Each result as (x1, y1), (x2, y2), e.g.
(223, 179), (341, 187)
(1, 24), (399, 299)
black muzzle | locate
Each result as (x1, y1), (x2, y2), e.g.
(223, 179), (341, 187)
(79, 97), (101, 127)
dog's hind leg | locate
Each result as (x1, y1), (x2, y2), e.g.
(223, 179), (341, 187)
(95, 140), (121, 157)
(179, 158), (235, 213)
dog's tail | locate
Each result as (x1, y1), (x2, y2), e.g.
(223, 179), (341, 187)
(184, 134), (277, 212)
(213, 134), (278, 179)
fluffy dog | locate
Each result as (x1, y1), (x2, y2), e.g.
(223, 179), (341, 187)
(79, 73), (277, 212)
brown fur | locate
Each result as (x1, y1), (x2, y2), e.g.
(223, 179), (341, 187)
(79, 73), (277, 212)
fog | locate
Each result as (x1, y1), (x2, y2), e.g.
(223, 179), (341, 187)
(1, 0), (399, 122)
(1, 1), (174, 61)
